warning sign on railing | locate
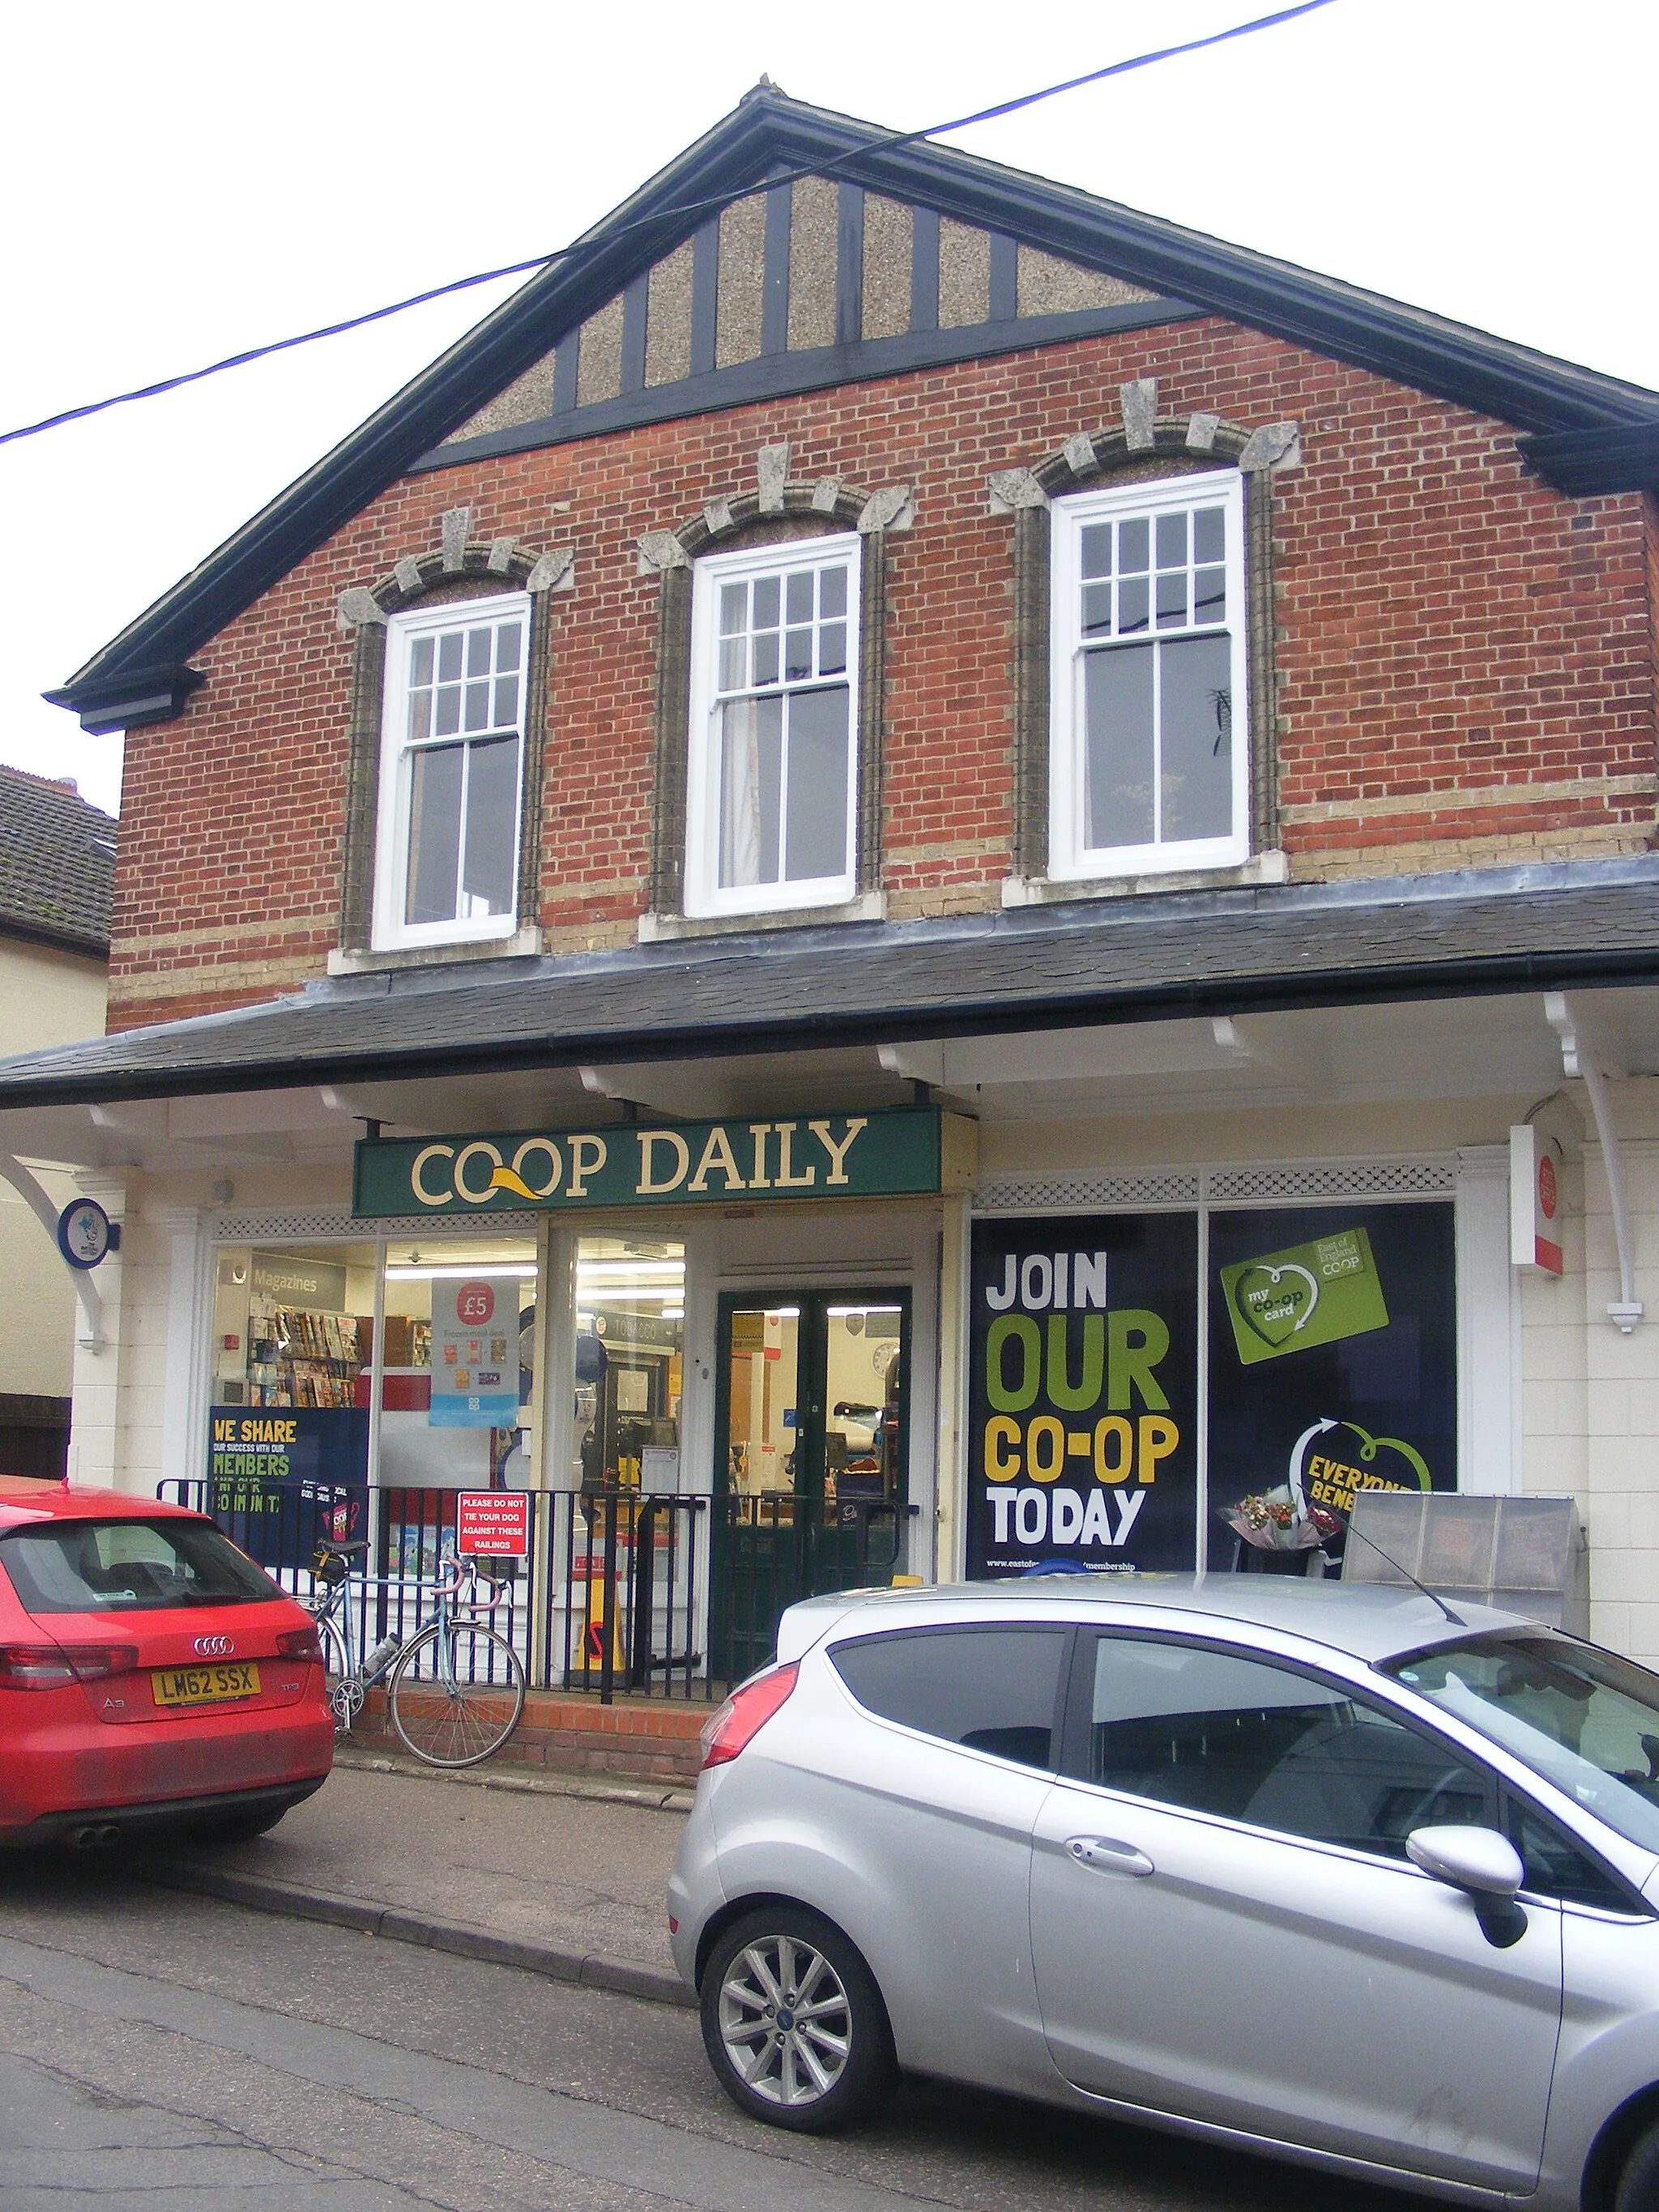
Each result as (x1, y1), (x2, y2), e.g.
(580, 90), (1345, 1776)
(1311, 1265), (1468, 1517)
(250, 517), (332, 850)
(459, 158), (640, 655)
(455, 1490), (531, 1557)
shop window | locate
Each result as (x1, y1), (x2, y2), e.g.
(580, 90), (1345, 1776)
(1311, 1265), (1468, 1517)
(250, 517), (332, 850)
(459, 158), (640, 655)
(372, 591), (531, 948)
(378, 1239), (539, 1575)
(569, 1238), (686, 1493)
(1047, 472), (1248, 879)
(682, 536), (859, 917)
(830, 1625), (1068, 1771)
(208, 1244), (381, 1568)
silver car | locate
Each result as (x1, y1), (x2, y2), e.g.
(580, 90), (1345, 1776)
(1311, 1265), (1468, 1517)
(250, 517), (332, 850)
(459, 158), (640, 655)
(669, 1575), (1659, 2210)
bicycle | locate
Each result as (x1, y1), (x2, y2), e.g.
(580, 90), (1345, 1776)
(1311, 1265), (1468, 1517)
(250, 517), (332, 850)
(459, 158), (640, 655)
(305, 1541), (527, 1767)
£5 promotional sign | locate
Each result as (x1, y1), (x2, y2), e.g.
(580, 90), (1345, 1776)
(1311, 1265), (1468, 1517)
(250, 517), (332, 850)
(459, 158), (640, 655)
(966, 1215), (1198, 1577)
(429, 1276), (522, 1429)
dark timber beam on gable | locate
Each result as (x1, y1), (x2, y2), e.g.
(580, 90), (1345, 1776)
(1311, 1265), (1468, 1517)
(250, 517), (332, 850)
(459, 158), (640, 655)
(412, 300), (1205, 475)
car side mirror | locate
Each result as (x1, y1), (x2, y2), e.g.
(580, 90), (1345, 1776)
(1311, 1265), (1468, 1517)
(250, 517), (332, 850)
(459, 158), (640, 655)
(1407, 1826), (1528, 1950)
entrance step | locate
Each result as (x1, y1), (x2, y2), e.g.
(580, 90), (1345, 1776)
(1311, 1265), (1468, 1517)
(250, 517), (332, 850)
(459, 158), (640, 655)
(347, 1688), (710, 1787)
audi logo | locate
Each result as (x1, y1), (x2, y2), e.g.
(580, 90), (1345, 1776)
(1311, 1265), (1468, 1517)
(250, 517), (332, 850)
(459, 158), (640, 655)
(192, 1634), (235, 1657)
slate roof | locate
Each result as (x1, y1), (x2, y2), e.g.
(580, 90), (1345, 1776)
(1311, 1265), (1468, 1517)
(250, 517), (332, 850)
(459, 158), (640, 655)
(48, 86), (1659, 736)
(0, 859), (1654, 1108)
(0, 766), (115, 957)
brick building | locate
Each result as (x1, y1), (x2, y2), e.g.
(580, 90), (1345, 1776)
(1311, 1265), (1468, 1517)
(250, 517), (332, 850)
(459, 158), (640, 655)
(5, 86), (1659, 1665)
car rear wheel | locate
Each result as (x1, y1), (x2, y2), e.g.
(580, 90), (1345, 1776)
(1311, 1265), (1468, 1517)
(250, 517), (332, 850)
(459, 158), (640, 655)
(700, 1907), (895, 2133)
(1617, 2118), (1659, 2212)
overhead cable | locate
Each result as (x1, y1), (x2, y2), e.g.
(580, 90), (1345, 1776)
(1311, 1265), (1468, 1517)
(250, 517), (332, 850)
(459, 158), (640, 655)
(0, 0), (1341, 452)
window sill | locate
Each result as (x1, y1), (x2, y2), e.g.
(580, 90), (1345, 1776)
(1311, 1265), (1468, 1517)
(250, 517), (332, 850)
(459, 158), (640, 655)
(327, 926), (543, 977)
(639, 892), (887, 943)
(1003, 851), (1288, 907)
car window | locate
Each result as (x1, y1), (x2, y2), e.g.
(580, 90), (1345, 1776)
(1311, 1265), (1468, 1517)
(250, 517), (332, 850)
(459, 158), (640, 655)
(1384, 1635), (1659, 1858)
(1080, 1634), (1491, 1857)
(830, 1626), (1068, 1771)
(1504, 1796), (1640, 1913)
(0, 1519), (279, 1613)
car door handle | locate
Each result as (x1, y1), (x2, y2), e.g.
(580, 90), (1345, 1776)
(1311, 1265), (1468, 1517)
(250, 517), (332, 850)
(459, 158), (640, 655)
(1067, 1835), (1154, 1877)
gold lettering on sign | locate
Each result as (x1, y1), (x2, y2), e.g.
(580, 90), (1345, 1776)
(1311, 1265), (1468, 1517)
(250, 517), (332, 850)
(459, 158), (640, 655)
(567, 1134), (608, 1199)
(636, 1129), (691, 1196)
(748, 1124), (774, 1189)
(411, 1144), (455, 1207)
(808, 1117), (867, 1185)
(774, 1123), (817, 1188)
(689, 1125), (746, 1193)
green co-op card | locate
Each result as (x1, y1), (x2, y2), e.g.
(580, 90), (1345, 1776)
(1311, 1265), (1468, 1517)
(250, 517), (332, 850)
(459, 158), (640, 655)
(1221, 1226), (1390, 1365)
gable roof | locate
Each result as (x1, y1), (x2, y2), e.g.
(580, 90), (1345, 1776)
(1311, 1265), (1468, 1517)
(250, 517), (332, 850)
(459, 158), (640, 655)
(0, 765), (115, 957)
(49, 84), (1659, 735)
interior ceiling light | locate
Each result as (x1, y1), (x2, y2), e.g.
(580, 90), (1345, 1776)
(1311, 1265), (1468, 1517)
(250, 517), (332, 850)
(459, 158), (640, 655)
(384, 1262), (539, 1281)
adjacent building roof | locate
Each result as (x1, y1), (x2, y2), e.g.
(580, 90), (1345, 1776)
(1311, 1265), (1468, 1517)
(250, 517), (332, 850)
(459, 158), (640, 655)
(0, 766), (115, 958)
(48, 85), (1659, 736)
(0, 858), (1654, 1107)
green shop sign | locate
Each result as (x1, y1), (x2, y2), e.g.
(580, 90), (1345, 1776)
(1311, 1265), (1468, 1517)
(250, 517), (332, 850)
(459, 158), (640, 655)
(352, 1108), (977, 1218)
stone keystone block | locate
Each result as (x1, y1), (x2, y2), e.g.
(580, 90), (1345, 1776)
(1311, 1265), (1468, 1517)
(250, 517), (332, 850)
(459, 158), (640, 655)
(487, 538), (519, 574)
(1185, 412), (1222, 454)
(857, 484), (915, 534)
(1238, 420), (1302, 472)
(393, 556), (425, 596)
(810, 477), (842, 513)
(702, 497), (735, 539)
(1062, 430), (1098, 477)
(987, 468), (1049, 514)
(440, 506), (472, 572)
(636, 531), (690, 576)
(1120, 379), (1158, 451)
(757, 443), (791, 511)
(336, 587), (386, 630)
(526, 547), (576, 594)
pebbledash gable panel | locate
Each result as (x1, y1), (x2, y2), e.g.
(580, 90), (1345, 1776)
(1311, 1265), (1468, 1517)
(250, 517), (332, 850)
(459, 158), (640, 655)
(425, 179), (1185, 470)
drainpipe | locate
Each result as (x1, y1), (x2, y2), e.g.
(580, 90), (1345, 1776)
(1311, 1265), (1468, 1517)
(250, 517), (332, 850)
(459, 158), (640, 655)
(0, 1153), (105, 1352)
(1543, 993), (1643, 1333)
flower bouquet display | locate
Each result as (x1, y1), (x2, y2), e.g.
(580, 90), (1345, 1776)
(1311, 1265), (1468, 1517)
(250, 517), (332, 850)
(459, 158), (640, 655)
(1222, 1484), (1342, 1553)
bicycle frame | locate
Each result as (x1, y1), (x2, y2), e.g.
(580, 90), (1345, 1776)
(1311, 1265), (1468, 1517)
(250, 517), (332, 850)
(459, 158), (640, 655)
(307, 1550), (512, 1725)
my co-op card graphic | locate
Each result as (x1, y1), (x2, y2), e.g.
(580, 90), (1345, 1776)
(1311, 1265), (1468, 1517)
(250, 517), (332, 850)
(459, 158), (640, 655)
(1219, 1226), (1389, 1366)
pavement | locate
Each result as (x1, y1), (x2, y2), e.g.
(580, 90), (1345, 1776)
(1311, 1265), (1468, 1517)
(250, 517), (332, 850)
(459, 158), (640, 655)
(135, 1747), (693, 2008)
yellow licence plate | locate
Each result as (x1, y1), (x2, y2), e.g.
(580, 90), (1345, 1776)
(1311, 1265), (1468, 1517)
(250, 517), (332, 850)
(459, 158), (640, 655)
(151, 1661), (261, 1707)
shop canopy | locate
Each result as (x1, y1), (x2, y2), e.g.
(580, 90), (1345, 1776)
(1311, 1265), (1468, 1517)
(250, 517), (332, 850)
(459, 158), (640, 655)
(2, 857), (1658, 1112)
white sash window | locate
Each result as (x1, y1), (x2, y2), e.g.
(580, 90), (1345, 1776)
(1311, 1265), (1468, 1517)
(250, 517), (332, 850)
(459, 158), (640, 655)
(1049, 473), (1247, 880)
(684, 536), (859, 918)
(373, 591), (529, 948)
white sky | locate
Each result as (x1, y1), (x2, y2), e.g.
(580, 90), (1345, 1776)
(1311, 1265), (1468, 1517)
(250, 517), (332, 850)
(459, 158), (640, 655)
(2, 0), (1654, 821)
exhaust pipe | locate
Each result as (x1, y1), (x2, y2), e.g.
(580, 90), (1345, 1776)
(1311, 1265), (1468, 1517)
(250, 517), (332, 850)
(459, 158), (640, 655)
(67, 1822), (121, 1851)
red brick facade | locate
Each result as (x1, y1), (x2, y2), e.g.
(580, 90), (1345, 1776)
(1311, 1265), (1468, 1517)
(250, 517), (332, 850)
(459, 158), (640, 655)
(108, 315), (1657, 1032)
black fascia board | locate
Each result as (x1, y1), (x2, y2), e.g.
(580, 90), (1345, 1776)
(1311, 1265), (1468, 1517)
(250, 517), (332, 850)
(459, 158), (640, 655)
(49, 89), (1659, 726)
(1518, 423), (1659, 496)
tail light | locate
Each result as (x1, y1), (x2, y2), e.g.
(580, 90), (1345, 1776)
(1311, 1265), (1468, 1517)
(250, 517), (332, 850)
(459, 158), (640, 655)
(0, 1643), (138, 1690)
(699, 1661), (799, 1771)
(276, 1626), (322, 1662)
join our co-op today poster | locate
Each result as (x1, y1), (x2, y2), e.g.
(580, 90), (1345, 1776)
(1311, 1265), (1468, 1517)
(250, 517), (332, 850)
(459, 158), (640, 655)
(966, 1205), (1457, 1578)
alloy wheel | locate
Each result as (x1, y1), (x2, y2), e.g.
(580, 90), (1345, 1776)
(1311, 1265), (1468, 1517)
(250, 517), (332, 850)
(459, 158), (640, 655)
(716, 1933), (852, 2106)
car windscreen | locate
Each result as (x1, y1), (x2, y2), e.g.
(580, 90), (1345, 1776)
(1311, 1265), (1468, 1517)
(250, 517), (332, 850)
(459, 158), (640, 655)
(0, 1518), (279, 1613)
(1383, 1634), (1659, 1856)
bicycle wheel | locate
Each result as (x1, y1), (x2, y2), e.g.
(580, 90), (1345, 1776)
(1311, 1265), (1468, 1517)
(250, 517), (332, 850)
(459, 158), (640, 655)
(388, 1621), (525, 1767)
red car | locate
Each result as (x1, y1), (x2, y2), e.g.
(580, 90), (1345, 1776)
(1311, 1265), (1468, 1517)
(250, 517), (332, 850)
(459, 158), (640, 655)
(0, 1478), (332, 1848)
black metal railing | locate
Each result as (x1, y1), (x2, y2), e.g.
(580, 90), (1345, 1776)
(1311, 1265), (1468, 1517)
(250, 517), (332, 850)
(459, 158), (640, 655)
(546, 1488), (706, 1704)
(161, 1480), (919, 1703)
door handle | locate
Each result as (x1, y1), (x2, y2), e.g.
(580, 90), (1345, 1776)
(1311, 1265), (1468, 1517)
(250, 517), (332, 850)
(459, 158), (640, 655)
(1067, 1835), (1154, 1877)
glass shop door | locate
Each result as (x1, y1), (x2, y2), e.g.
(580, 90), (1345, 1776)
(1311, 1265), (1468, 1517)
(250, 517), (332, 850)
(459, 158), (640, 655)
(710, 1289), (911, 1684)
